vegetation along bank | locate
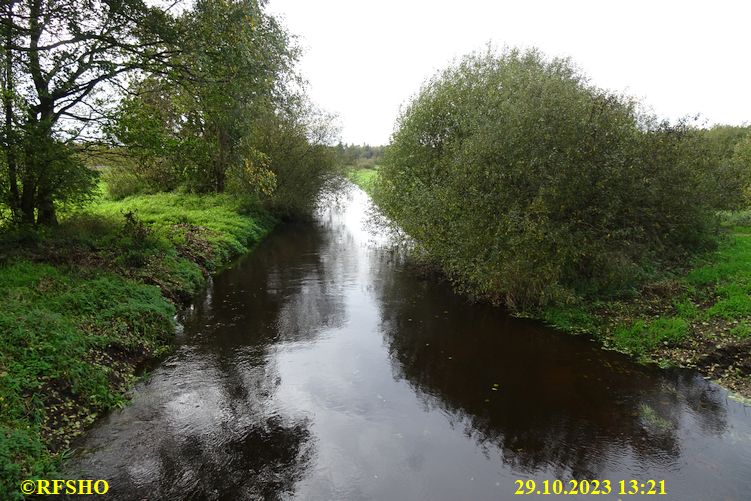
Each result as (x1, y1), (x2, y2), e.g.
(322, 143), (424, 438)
(0, 189), (276, 494)
(357, 48), (751, 401)
(0, 0), (341, 496)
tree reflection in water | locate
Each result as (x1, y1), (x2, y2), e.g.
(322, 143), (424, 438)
(372, 252), (729, 479)
(66, 221), (355, 499)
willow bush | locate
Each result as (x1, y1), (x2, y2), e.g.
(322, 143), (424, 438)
(374, 48), (719, 309)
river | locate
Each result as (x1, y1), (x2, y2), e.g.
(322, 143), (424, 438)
(66, 185), (751, 500)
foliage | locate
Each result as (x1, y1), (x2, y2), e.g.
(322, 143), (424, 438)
(0, 0), (176, 225)
(731, 133), (751, 203)
(106, 1), (340, 217)
(336, 143), (386, 169)
(374, 48), (722, 309)
(702, 125), (751, 160)
(110, 0), (294, 192)
(700, 125), (751, 210)
(245, 102), (344, 219)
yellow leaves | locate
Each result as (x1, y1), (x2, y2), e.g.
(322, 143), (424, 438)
(242, 156), (276, 197)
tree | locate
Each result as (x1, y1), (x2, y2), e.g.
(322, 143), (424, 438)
(112, 0), (297, 194)
(246, 98), (343, 219)
(374, 48), (720, 309)
(0, 0), (175, 225)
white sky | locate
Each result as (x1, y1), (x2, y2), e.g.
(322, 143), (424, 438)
(268, 0), (751, 145)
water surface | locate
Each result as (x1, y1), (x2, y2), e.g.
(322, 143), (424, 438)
(68, 186), (751, 500)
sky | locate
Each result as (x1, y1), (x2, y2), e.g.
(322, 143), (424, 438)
(268, 0), (751, 146)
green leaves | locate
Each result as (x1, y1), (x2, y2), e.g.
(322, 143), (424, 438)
(375, 47), (720, 310)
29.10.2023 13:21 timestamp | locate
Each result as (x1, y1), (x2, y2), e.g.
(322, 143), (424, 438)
(514, 479), (666, 495)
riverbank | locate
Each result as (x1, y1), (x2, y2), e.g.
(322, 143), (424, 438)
(347, 168), (378, 191)
(0, 189), (275, 497)
(540, 214), (751, 400)
(349, 168), (751, 401)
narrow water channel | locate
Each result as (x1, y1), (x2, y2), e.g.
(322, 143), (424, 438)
(67, 186), (751, 500)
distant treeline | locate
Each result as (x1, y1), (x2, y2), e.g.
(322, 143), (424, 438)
(335, 143), (386, 168)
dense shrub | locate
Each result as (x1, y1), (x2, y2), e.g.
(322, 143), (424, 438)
(244, 103), (344, 220)
(731, 132), (751, 202)
(374, 48), (720, 309)
(700, 125), (751, 209)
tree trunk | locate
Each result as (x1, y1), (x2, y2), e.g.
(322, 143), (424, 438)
(26, 0), (57, 225)
(36, 192), (57, 225)
(215, 126), (229, 192)
(19, 172), (35, 224)
(33, 133), (57, 225)
(2, 1), (19, 218)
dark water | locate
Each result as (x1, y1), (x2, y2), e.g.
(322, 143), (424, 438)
(67, 187), (751, 500)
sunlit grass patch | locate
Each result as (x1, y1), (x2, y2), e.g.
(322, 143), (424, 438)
(86, 192), (274, 268)
(347, 168), (378, 195)
(611, 317), (689, 355)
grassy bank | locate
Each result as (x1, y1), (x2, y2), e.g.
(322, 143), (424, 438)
(347, 168), (378, 194)
(541, 214), (751, 398)
(0, 190), (275, 498)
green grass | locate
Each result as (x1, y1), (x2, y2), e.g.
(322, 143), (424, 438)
(347, 168), (378, 195)
(540, 306), (596, 334)
(610, 317), (689, 355)
(0, 188), (275, 499)
(687, 230), (751, 319)
(0, 263), (174, 499)
(541, 216), (751, 359)
(730, 321), (751, 339)
(87, 191), (275, 271)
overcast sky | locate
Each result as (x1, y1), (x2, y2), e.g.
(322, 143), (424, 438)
(268, 0), (750, 145)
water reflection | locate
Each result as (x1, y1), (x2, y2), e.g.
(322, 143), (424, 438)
(67, 345), (313, 499)
(67, 187), (751, 500)
(66, 221), (350, 499)
(182, 222), (348, 346)
(370, 239), (749, 498)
